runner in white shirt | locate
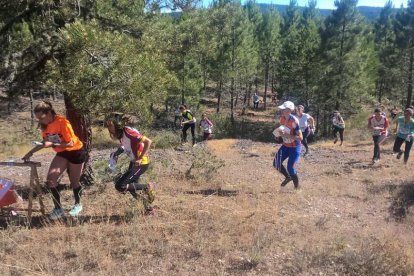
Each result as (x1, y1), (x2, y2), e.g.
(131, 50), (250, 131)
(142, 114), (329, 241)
(296, 105), (315, 156)
(368, 108), (389, 163)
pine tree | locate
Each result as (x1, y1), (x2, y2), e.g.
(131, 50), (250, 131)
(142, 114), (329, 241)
(374, 0), (399, 103)
(394, 0), (414, 107)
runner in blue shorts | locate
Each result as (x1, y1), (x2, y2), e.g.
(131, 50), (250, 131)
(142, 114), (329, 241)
(273, 101), (303, 189)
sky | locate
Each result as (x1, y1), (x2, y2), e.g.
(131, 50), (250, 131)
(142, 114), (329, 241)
(201, 0), (407, 9)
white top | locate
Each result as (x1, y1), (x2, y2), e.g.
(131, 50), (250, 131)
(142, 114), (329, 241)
(333, 116), (345, 128)
(200, 120), (213, 133)
(297, 113), (312, 131)
(369, 115), (387, 136)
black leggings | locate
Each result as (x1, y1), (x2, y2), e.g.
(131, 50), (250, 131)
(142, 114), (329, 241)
(182, 123), (195, 144)
(115, 162), (149, 196)
(372, 135), (382, 160)
(333, 126), (344, 142)
(301, 127), (310, 151)
(393, 136), (413, 162)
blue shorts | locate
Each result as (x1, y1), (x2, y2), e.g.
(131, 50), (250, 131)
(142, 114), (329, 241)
(273, 144), (301, 175)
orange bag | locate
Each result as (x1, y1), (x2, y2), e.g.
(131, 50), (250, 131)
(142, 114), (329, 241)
(0, 179), (18, 207)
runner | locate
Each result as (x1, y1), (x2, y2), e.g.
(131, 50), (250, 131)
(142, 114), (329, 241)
(390, 105), (400, 120)
(273, 101), (303, 189)
(332, 111), (345, 146)
(199, 113), (214, 141)
(253, 93), (260, 110)
(368, 108), (389, 163)
(296, 105), (315, 156)
(22, 100), (86, 219)
(179, 105), (196, 145)
(393, 108), (414, 164)
(106, 113), (155, 215)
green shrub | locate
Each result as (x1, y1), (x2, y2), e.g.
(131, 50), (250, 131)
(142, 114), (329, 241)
(152, 130), (181, 149)
(185, 145), (225, 183)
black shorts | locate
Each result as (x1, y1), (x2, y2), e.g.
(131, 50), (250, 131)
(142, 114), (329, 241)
(56, 148), (86, 164)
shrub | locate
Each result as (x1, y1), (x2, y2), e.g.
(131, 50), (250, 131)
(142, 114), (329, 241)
(185, 145), (225, 184)
(152, 130), (181, 149)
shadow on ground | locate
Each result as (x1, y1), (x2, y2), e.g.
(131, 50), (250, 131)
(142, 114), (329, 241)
(185, 188), (238, 197)
(389, 181), (414, 221)
(0, 212), (142, 229)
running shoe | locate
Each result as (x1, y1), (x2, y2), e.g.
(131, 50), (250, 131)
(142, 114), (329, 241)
(333, 138), (338, 144)
(146, 182), (156, 204)
(281, 177), (292, 187)
(69, 204), (83, 217)
(49, 207), (65, 220)
(397, 151), (404, 159)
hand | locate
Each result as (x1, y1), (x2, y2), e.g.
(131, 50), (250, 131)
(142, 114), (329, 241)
(22, 152), (33, 162)
(109, 152), (118, 161)
(134, 159), (142, 166)
(44, 141), (54, 148)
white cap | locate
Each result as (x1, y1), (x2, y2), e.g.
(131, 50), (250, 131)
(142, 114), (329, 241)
(278, 101), (295, 111)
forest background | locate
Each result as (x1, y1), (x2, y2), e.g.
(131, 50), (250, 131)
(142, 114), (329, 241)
(1, 0), (414, 182)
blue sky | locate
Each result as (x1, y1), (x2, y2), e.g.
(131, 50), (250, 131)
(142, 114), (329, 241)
(201, 0), (407, 9)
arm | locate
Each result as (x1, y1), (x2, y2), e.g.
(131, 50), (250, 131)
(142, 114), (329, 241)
(368, 118), (373, 130)
(394, 120), (399, 134)
(47, 140), (74, 149)
(308, 116), (315, 129)
(135, 136), (152, 165)
(110, 146), (125, 160)
(383, 118), (389, 130)
(22, 143), (45, 161)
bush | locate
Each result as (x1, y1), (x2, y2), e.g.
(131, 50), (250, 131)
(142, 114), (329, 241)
(185, 145), (225, 184)
(152, 130), (181, 149)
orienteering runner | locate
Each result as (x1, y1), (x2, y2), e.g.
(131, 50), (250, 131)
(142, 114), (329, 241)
(273, 101), (303, 189)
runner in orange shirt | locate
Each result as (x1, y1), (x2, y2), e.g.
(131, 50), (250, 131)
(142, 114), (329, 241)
(22, 100), (86, 219)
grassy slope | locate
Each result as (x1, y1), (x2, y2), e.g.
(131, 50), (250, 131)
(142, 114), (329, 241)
(1, 99), (414, 275)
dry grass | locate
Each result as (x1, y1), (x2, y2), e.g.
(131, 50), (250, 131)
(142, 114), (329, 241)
(1, 102), (414, 275)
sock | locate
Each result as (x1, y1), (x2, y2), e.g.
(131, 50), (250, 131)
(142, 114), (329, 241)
(292, 174), (300, 188)
(73, 187), (82, 205)
(280, 165), (290, 179)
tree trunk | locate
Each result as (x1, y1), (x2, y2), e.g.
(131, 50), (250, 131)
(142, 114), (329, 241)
(230, 77), (234, 122)
(64, 95), (94, 186)
(264, 60), (269, 110)
(29, 89), (35, 128)
(216, 80), (222, 113)
(181, 53), (186, 105)
(247, 83), (252, 107)
(406, 48), (413, 107)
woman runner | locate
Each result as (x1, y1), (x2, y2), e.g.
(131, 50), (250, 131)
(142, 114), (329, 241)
(106, 113), (155, 215)
(199, 113), (214, 141)
(393, 108), (414, 164)
(179, 105), (196, 145)
(273, 101), (303, 189)
(22, 100), (86, 219)
(368, 108), (389, 163)
(296, 105), (315, 156)
(332, 111), (345, 146)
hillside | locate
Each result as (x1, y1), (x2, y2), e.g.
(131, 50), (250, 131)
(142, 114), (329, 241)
(1, 108), (414, 274)
(257, 3), (384, 21)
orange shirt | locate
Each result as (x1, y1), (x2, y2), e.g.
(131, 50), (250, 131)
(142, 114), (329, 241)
(42, 115), (83, 152)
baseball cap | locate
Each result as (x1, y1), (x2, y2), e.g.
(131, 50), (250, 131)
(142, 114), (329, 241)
(278, 101), (295, 111)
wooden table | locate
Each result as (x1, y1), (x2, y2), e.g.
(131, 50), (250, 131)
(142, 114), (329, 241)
(0, 161), (45, 223)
